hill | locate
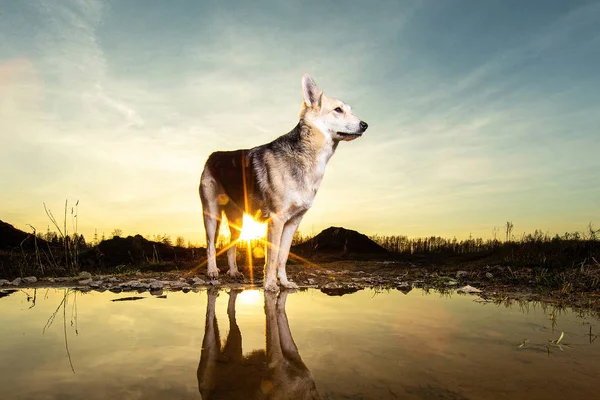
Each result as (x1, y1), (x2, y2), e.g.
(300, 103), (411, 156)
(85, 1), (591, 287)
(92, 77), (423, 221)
(292, 226), (387, 257)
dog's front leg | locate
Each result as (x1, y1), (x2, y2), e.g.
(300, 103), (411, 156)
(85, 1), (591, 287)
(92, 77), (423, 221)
(264, 216), (284, 292)
(276, 212), (305, 289)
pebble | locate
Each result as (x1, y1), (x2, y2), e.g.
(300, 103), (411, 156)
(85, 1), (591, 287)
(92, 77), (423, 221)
(22, 276), (37, 284)
(79, 271), (92, 279)
(192, 277), (206, 285)
(79, 279), (92, 285)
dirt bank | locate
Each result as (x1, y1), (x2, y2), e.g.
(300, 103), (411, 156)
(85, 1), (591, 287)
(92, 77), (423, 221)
(2, 261), (599, 316)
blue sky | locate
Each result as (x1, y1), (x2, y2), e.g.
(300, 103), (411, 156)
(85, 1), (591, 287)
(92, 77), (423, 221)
(1, 0), (599, 244)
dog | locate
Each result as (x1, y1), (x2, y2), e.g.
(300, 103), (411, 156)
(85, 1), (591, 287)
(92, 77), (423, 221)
(199, 74), (368, 291)
(197, 289), (320, 399)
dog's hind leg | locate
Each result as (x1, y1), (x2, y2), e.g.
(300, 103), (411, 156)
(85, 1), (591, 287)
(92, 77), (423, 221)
(200, 170), (221, 279)
(276, 212), (305, 289)
(225, 212), (244, 280)
(197, 289), (220, 397)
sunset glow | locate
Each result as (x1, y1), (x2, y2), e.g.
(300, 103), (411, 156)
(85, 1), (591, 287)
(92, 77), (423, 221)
(239, 214), (267, 242)
(1, 1), (599, 244)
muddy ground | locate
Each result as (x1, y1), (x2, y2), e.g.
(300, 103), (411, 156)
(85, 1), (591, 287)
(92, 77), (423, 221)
(2, 260), (599, 316)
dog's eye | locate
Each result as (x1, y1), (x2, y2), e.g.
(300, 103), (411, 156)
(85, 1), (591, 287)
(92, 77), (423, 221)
(334, 107), (343, 113)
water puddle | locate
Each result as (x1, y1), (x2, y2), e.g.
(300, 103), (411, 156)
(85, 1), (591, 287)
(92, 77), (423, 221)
(1, 287), (599, 399)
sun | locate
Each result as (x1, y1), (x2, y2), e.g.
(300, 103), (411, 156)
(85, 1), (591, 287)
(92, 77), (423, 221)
(239, 214), (267, 241)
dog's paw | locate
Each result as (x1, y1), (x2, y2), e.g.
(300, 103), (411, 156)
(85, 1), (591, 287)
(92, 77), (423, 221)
(227, 270), (244, 280)
(207, 268), (219, 279)
(264, 280), (280, 292)
(280, 281), (299, 290)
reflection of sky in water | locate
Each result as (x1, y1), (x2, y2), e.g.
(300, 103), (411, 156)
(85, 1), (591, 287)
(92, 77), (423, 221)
(0, 288), (599, 399)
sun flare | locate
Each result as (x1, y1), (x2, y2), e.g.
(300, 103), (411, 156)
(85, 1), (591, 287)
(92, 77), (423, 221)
(239, 214), (267, 242)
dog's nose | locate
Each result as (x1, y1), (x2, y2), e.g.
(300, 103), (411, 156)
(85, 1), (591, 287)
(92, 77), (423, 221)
(360, 121), (368, 131)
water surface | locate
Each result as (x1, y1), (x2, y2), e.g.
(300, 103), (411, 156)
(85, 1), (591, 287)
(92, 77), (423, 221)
(0, 287), (598, 399)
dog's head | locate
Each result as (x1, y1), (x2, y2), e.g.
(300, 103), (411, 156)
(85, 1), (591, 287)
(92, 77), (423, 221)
(299, 74), (368, 142)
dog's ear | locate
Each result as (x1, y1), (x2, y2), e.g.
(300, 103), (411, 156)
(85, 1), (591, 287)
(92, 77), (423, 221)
(302, 73), (322, 109)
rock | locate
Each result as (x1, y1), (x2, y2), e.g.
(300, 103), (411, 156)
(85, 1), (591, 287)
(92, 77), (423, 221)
(457, 285), (482, 294)
(149, 281), (164, 290)
(108, 277), (119, 283)
(79, 279), (92, 285)
(150, 289), (164, 296)
(485, 272), (494, 279)
(0, 279), (9, 286)
(109, 287), (122, 293)
(48, 278), (55, 283)
(192, 277), (206, 285)
(182, 287), (192, 293)
(456, 271), (468, 278)
(444, 279), (458, 286)
(55, 277), (71, 282)
(120, 280), (149, 289)
(169, 281), (187, 290)
(208, 280), (221, 286)
(10, 278), (22, 286)
(22, 276), (37, 284)
(89, 281), (103, 288)
(79, 271), (92, 279)
(307, 278), (316, 285)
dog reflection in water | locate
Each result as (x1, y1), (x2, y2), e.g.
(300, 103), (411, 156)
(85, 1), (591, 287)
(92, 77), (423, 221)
(198, 289), (320, 399)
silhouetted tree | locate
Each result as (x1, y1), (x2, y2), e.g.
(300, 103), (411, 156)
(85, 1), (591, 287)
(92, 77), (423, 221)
(505, 221), (514, 242)
(111, 228), (123, 238)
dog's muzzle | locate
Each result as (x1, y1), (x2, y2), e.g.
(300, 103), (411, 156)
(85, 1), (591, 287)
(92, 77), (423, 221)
(337, 121), (368, 139)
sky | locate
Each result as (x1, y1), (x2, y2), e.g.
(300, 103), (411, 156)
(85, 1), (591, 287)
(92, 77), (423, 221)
(1, 0), (599, 245)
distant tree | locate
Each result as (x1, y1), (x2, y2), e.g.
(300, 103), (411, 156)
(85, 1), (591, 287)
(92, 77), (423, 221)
(111, 228), (123, 238)
(588, 222), (599, 240)
(505, 221), (514, 242)
(75, 234), (87, 249)
(175, 236), (186, 248)
(291, 231), (305, 245)
(492, 226), (499, 241)
(161, 235), (172, 246)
